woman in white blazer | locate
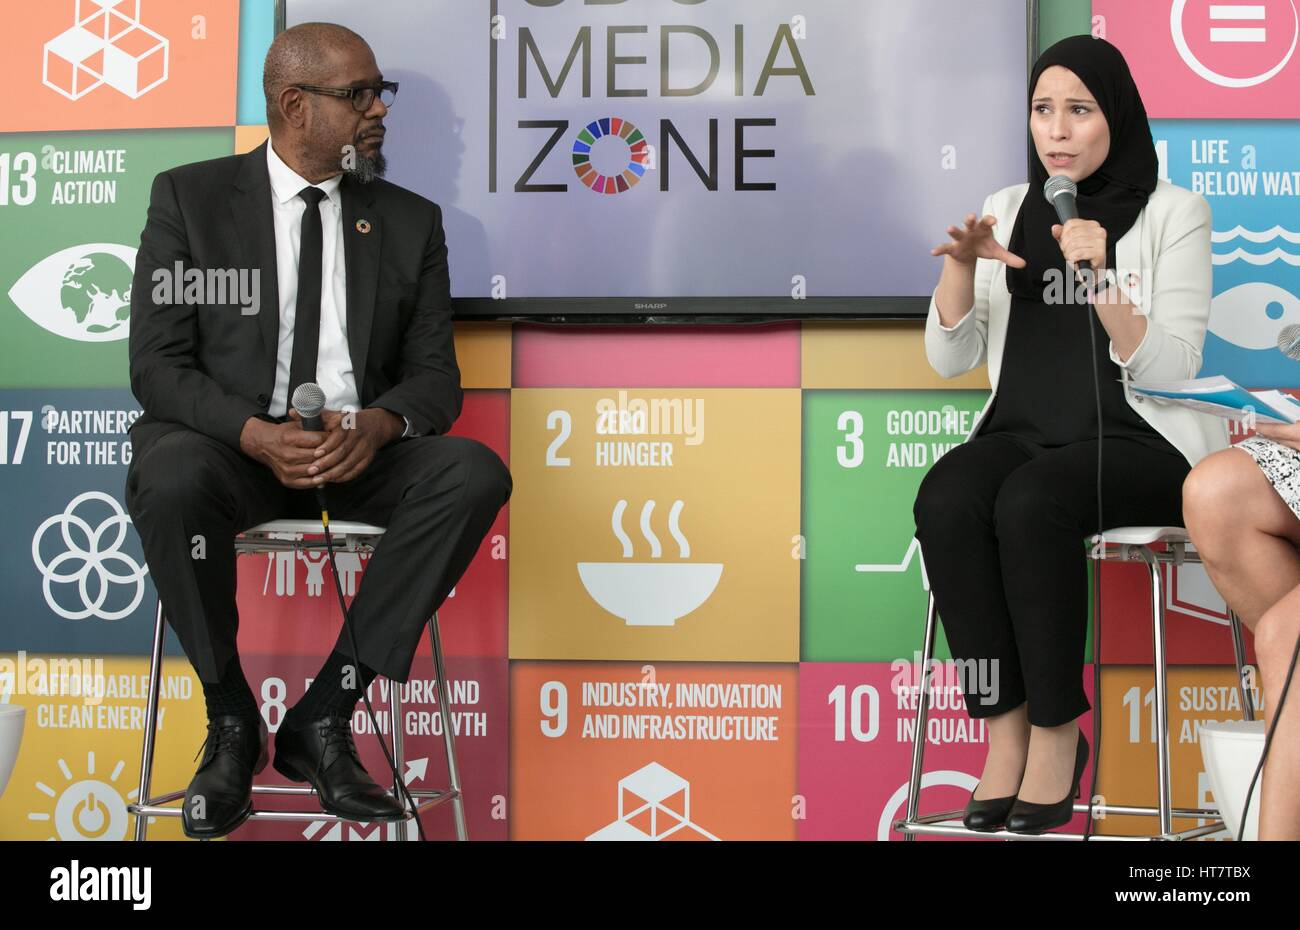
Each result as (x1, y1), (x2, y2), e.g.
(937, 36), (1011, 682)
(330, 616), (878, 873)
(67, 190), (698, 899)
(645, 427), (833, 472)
(913, 36), (1228, 835)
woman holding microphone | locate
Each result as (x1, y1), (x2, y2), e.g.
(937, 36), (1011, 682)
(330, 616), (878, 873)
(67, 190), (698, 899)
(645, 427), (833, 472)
(912, 35), (1228, 834)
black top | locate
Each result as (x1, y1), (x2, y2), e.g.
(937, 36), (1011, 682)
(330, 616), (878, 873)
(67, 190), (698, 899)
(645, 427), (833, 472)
(978, 292), (1181, 455)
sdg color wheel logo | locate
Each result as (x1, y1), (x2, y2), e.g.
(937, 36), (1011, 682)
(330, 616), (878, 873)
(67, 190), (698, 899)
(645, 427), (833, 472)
(572, 118), (650, 194)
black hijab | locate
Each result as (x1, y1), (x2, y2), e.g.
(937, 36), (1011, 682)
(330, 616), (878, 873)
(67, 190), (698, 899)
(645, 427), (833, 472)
(1005, 35), (1158, 299)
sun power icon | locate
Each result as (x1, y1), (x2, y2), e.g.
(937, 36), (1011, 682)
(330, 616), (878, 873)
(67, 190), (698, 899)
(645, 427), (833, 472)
(28, 751), (139, 840)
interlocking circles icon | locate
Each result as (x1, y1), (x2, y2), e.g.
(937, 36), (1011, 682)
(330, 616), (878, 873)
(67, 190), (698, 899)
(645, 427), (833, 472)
(31, 491), (149, 620)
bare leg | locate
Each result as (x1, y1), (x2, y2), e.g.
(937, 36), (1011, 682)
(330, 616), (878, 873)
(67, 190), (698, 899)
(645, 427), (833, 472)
(1183, 447), (1300, 839)
(1255, 593), (1300, 840)
(973, 702), (1030, 798)
(1183, 448), (1300, 629)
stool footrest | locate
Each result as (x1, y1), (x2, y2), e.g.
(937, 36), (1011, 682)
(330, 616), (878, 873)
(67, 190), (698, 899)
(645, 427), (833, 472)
(129, 788), (459, 824)
(895, 804), (1229, 842)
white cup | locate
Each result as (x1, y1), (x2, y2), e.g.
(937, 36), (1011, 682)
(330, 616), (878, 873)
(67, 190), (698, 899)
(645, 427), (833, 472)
(0, 704), (27, 800)
(1199, 720), (1266, 841)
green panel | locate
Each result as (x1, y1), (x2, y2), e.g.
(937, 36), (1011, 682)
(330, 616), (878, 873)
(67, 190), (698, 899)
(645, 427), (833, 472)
(801, 388), (1097, 663)
(0, 128), (234, 388)
(1038, 0), (1094, 52)
(801, 389), (988, 661)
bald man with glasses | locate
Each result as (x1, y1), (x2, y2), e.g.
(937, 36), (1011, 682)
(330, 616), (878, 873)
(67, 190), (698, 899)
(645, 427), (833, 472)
(126, 22), (511, 839)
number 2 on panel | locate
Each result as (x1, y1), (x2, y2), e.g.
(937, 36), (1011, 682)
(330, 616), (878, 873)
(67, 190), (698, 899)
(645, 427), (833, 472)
(546, 410), (571, 466)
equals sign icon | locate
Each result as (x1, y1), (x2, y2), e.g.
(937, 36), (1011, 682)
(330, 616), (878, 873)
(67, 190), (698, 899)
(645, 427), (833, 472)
(1209, 3), (1267, 43)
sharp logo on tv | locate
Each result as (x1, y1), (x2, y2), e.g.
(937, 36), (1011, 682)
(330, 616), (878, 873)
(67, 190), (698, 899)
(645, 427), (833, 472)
(8, 243), (136, 342)
(498, 0), (816, 194)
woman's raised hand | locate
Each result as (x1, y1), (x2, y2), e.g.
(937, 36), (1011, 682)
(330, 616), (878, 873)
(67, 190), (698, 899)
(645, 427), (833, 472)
(931, 213), (1027, 268)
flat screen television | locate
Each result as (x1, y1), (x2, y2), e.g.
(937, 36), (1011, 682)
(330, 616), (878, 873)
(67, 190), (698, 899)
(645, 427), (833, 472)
(284, 0), (1034, 321)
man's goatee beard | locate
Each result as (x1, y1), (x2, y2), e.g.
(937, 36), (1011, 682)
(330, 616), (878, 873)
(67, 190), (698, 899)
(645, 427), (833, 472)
(347, 150), (387, 184)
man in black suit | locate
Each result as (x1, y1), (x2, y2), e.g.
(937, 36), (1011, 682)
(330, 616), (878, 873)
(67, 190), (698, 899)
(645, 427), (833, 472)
(125, 22), (511, 838)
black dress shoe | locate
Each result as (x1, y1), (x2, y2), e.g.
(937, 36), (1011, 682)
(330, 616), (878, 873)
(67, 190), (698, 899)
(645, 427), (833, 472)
(182, 714), (268, 839)
(273, 714), (406, 821)
(1005, 730), (1090, 835)
(963, 786), (1019, 832)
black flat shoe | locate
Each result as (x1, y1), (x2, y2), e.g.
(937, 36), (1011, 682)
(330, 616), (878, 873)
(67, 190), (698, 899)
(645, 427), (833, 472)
(963, 787), (1019, 832)
(1005, 730), (1090, 835)
(273, 714), (406, 822)
(182, 714), (268, 839)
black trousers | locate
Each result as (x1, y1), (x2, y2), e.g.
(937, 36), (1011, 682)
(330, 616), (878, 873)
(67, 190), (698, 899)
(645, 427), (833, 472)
(125, 429), (512, 684)
(912, 432), (1189, 727)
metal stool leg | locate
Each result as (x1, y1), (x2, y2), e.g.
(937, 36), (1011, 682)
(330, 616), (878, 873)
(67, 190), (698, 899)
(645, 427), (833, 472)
(1135, 547), (1173, 837)
(428, 611), (468, 841)
(132, 600), (167, 841)
(902, 590), (939, 841)
(388, 675), (416, 840)
(1227, 610), (1255, 722)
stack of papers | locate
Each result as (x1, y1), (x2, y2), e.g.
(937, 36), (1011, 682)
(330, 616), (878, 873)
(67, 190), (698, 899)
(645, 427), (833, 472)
(1128, 376), (1300, 424)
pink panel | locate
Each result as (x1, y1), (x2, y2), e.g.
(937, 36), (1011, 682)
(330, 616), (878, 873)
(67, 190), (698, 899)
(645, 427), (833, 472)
(231, 654), (508, 841)
(797, 662), (1096, 840)
(1095, 0), (1300, 118)
(512, 322), (801, 387)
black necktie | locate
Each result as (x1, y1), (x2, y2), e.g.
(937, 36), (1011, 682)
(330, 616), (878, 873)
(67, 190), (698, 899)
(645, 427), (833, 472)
(288, 185), (327, 404)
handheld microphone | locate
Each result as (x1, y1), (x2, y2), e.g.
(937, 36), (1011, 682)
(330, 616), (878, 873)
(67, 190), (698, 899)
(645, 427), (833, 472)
(290, 381), (329, 519)
(1043, 174), (1092, 279)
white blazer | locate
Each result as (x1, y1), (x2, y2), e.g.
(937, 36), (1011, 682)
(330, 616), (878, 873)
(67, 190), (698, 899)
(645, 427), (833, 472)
(924, 178), (1230, 466)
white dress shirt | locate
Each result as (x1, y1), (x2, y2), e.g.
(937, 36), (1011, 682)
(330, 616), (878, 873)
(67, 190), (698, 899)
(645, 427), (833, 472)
(264, 143), (414, 437)
(265, 142), (356, 418)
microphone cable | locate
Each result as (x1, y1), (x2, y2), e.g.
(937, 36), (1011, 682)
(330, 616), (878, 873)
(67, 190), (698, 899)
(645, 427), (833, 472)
(291, 382), (427, 840)
(318, 504), (428, 842)
(1048, 174), (1104, 840)
(1083, 267), (1104, 841)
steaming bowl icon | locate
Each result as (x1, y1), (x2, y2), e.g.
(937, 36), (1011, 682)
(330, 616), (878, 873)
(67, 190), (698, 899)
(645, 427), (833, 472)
(577, 562), (723, 627)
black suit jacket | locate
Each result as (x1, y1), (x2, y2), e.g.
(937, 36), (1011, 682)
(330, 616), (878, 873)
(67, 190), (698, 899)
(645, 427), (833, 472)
(128, 140), (462, 459)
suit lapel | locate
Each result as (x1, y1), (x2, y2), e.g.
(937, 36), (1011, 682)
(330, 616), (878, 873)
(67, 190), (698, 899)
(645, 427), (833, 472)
(341, 175), (379, 399)
(232, 142), (281, 362)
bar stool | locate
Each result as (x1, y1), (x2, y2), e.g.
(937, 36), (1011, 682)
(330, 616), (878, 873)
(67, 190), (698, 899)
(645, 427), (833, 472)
(127, 519), (468, 841)
(895, 526), (1255, 841)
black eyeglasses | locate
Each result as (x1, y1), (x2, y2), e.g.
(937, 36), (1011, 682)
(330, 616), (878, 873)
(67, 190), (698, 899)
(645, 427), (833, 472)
(293, 81), (399, 112)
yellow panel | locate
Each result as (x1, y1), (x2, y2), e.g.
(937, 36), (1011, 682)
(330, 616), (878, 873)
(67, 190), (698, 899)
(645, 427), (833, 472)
(0, 654), (207, 841)
(454, 322), (512, 389)
(802, 321), (990, 390)
(234, 125), (270, 154)
(508, 389), (801, 662)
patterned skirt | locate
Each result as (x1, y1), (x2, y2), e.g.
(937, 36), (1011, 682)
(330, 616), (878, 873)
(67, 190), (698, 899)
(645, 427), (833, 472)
(1236, 435), (1300, 522)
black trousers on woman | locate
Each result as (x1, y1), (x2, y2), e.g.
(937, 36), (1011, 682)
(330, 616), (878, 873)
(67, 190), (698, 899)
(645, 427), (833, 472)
(912, 432), (1190, 728)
